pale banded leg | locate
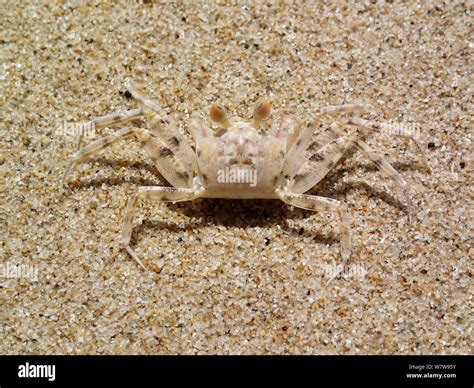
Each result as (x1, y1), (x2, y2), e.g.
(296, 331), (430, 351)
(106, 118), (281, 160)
(122, 183), (204, 269)
(64, 127), (142, 182)
(276, 189), (351, 261)
(75, 108), (144, 148)
(65, 125), (194, 188)
(346, 117), (429, 171)
(126, 81), (163, 113)
(147, 112), (199, 175)
(307, 124), (347, 154)
(282, 104), (367, 180)
(330, 123), (412, 217)
(305, 122), (413, 220)
(269, 115), (301, 150)
(82, 108), (144, 131)
(320, 104), (366, 116)
(290, 133), (357, 194)
(310, 118), (427, 170)
(355, 139), (412, 221)
(121, 83), (200, 179)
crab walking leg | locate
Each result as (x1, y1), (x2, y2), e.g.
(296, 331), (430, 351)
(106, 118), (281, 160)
(346, 117), (429, 171)
(282, 104), (368, 180)
(319, 104), (367, 116)
(306, 124), (349, 154)
(269, 115), (300, 150)
(147, 112), (199, 176)
(309, 122), (413, 219)
(80, 108), (145, 131)
(64, 125), (194, 188)
(355, 139), (412, 221)
(125, 81), (163, 113)
(75, 108), (144, 148)
(276, 189), (351, 261)
(64, 127), (142, 182)
(122, 183), (204, 269)
(290, 134), (357, 194)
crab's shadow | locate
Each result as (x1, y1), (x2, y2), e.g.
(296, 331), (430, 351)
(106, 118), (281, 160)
(133, 198), (341, 248)
(66, 155), (411, 248)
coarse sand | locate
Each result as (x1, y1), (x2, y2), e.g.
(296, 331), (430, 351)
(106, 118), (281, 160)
(1, 1), (472, 354)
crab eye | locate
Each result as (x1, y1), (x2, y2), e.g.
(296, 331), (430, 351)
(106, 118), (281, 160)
(252, 100), (271, 128)
(254, 101), (271, 119)
(209, 105), (231, 128)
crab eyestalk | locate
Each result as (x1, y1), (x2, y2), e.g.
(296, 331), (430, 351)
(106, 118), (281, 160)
(209, 105), (231, 129)
(252, 100), (271, 129)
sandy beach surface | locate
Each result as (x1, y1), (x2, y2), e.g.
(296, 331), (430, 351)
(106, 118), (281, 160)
(1, 1), (472, 354)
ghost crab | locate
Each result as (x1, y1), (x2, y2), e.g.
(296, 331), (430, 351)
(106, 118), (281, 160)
(64, 82), (424, 270)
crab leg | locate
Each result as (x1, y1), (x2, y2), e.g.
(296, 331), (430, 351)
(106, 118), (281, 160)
(79, 108), (144, 131)
(294, 122), (412, 220)
(146, 113), (199, 176)
(64, 127), (142, 182)
(269, 115), (300, 150)
(126, 81), (163, 113)
(345, 117), (429, 171)
(319, 104), (366, 116)
(308, 117), (427, 170)
(290, 133), (357, 194)
(282, 104), (367, 180)
(64, 126), (194, 189)
(354, 139), (412, 220)
(276, 189), (351, 261)
(122, 182), (204, 269)
(73, 108), (145, 148)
